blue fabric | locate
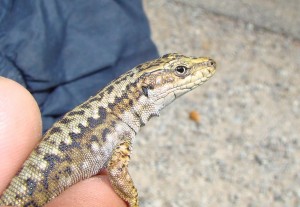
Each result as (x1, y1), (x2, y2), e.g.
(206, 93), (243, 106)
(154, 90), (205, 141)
(0, 0), (158, 132)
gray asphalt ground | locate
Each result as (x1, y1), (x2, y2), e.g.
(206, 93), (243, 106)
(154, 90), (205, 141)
(129, 1), (300, 207)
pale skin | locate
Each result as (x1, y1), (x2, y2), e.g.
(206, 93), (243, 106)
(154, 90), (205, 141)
(0, 77), (127, 207)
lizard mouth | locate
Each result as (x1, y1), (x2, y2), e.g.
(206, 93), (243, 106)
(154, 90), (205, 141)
(190, 64), (216, 89)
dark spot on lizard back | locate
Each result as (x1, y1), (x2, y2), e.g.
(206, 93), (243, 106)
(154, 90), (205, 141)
(114, 75), (128, 85)
(129, 80), (138, 89)
(135, 64), (143, 71)
(86, 143), (92, 150)
(122, 93), (129, 99)
(69, 132), (81, 140)
(90, 96), (103, 102)
(106, 85), (114, 94)
(49, 127), (62, 135)
(58, 142), (68, 151)
(64, 154), (72, 162)
(107, 94), (127, 111)
(44, 154), (60, 169)
(68, 110), (85, 116)
(80, 102), (91, 109)
(90, 94), (104, 103)
(67, 132), (82, 150)
(90, 135), (99, 142)
(35, 145), (42, 154)
(128, 71), (134, 77)
(78, 123), (88, 134)
(125, 83), (131, 91)
(14, 194), (21, 201)
(101, 128), (110, 142)
(60, 118), (72, 124)
(24, 201), (39, 207)
(128, 99), (134, 107)
(162, 53), (183, 59)
(87, 117), (102, 128)
(115, 96), (124, 105)
(25, 178), (37, 196)
(147, 62), (161, 68)
(68, 122), (89, 141)
(43, 154), (61, 189)
(108, 102), (115, 110)
(80, 94), (103, 109)
(58, 139), (81, 153)
(98, 107), (107, 119)
(64, 166), (72, 175)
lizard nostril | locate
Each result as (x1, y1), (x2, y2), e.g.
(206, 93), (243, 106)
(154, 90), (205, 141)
(208, 59), (216, 68)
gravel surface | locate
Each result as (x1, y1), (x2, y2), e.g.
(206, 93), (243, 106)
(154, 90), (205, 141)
(129, 1), (300, 207)
(173, 0), (300, 40)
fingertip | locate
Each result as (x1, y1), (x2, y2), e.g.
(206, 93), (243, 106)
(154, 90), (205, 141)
(0, 77), (42, 191)
(0, 78), (127, 206)
(46, 175), (127, 207)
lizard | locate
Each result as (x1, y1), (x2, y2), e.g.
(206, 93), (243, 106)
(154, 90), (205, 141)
(0, 53), (216, 207)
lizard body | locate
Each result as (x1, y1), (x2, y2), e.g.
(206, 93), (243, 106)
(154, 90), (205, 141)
(0, 53), (216, 207)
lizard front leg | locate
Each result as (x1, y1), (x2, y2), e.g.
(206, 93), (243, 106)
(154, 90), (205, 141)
(107, 139), (139, 207)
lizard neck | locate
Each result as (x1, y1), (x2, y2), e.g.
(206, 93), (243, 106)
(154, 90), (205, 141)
(49, 69), (161, 138)
(117, 94), (160, 133)
(101, 71), (160, 134)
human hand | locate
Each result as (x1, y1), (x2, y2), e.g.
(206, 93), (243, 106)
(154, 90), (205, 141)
(0, 77), (127, 207)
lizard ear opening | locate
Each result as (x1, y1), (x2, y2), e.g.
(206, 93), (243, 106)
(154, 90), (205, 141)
(142, 84), (155, 98)
(142, 86), (149, 97)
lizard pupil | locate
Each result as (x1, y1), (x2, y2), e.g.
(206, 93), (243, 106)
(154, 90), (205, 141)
(175, 66), (187, 75)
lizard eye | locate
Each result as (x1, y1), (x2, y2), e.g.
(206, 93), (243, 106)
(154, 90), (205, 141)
(175, 66), (188, 76)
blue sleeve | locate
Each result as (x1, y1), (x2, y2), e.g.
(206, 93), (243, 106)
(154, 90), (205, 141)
(0, 0), (158, 132)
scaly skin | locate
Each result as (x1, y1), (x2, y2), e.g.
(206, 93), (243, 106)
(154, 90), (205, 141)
(0, 53), (216, 207)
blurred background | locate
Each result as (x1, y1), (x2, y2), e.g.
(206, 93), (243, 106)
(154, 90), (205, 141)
(130, 1), (300, 206)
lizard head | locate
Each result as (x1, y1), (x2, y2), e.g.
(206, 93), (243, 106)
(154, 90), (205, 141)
(135, 53), (216, 109)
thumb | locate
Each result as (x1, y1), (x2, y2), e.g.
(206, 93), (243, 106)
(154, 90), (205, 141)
(0, 77), (42, 192)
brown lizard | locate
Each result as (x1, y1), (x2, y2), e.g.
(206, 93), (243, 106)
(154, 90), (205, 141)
(0, 53), (216, 207)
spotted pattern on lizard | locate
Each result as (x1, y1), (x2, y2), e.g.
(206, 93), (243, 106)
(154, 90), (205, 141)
(0, 53), (216, 207)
